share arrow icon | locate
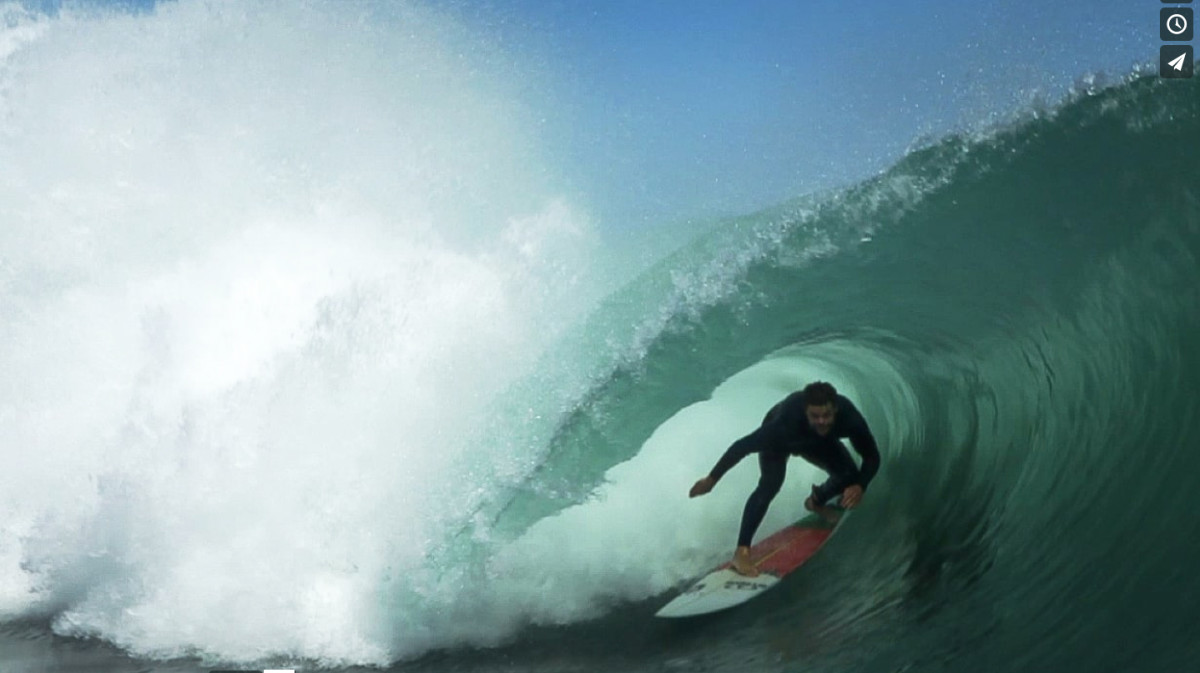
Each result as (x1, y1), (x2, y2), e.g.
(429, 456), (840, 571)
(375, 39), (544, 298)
(1161, 46), (1194, 79)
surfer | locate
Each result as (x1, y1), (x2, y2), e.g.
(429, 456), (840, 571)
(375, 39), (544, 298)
(688, 381), (880, 577)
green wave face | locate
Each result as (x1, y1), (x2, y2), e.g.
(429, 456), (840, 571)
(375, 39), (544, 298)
(478, 75), (1200, 672)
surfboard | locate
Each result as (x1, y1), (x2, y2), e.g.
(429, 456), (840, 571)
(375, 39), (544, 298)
(655, 505), (847, 618)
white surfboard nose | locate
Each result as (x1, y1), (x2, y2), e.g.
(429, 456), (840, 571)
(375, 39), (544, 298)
(654, 569), (780, 618)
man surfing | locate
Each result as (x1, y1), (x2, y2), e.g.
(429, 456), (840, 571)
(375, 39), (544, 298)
(688, 381), (881, 577)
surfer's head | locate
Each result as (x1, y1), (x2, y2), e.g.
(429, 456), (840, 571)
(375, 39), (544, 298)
(803, 381), (838, 436)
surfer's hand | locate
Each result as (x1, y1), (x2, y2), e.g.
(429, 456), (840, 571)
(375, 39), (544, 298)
(842, 484), (864, 509)
(689, 476), (715, 498)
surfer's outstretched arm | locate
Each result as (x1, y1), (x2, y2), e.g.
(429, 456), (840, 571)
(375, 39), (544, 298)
(709, 425), (773, 481)
(688, 425), (773, 497)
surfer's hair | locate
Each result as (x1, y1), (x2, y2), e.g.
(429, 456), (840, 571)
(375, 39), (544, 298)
(802, 381), (838, 408)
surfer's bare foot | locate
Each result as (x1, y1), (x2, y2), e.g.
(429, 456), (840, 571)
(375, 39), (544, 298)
(731, 546), (759, 577)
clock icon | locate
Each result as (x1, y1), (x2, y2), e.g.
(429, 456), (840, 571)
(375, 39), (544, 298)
(1162, 8), (1194, 41)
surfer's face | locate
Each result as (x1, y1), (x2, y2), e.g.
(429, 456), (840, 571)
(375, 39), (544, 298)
(805, 403), (836, 436)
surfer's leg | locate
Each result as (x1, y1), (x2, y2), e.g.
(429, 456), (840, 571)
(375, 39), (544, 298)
(808, 442), (859, 507)
(737, 451), (787, 548)
(810, 474), (854, 506)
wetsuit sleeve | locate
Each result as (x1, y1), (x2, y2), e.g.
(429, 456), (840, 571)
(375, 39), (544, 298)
(708, 424), (776, 483)
(841, 402), (881, 489)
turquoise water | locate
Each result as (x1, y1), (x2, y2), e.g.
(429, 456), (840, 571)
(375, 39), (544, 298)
(456, 73), (1200, 673)
(7, 71), (1198, 673)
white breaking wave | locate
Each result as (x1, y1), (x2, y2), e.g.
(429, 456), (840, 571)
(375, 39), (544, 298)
(0, 0), (605, 665)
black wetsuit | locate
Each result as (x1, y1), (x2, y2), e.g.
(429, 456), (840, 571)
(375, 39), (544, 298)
(707, 391), (881, 547)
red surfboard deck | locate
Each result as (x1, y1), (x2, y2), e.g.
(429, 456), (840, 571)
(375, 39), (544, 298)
(723, 506), (840, 574)
(655, 506), (846, 618)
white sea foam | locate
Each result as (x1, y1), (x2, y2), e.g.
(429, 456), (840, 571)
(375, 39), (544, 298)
(0, 0), (605, 665)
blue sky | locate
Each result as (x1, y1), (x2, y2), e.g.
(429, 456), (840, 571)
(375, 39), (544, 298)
(56, 0), (1154, 232)
(448, 0), (1152, 229)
